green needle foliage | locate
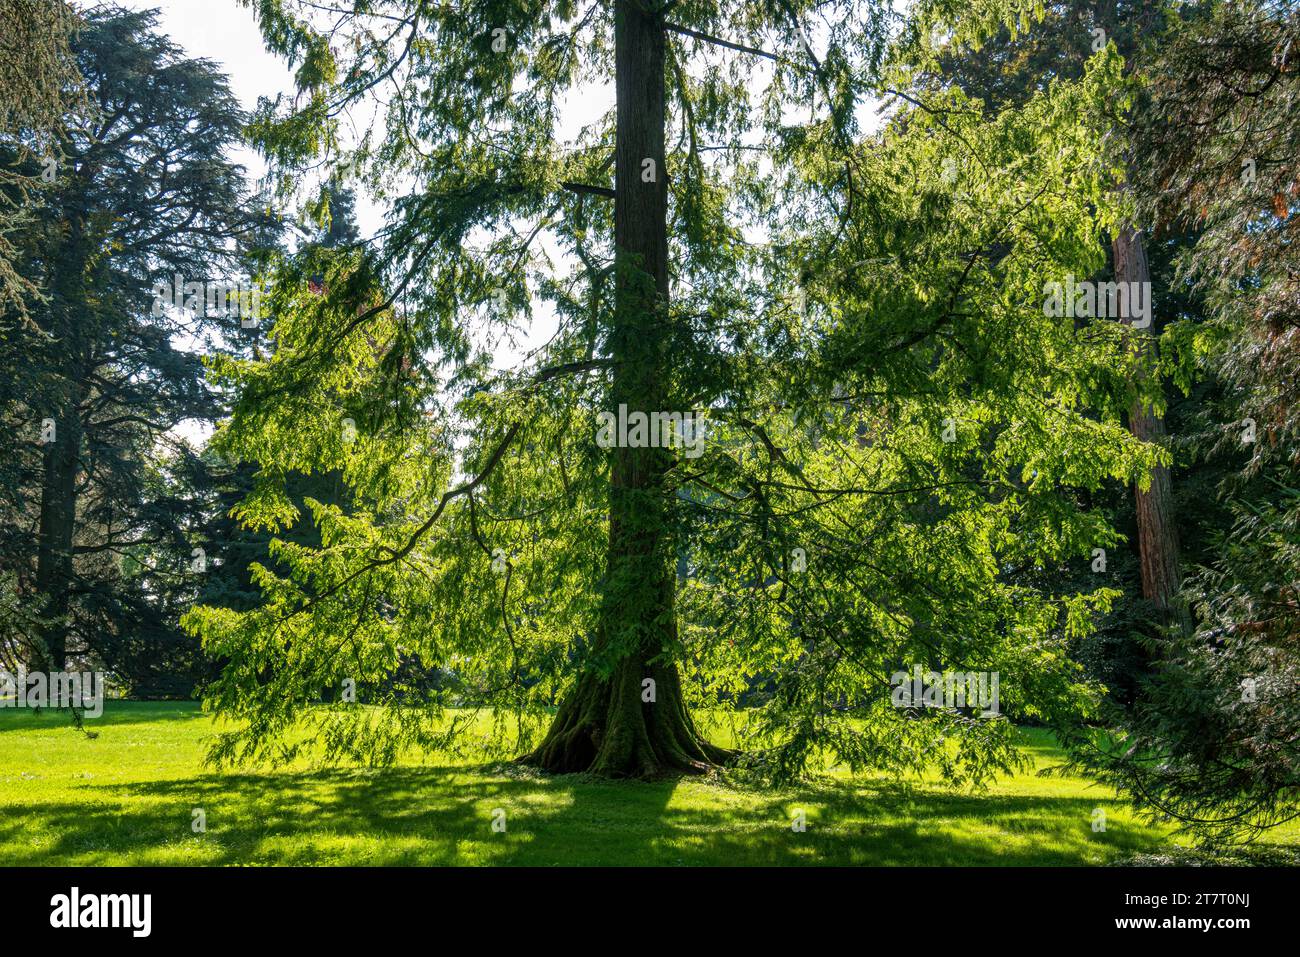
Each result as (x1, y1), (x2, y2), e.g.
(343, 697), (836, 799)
(2, 6), (262, 678)
(186, 0), (1162, 782)
(0, 0), (84, 320)
(1066, 0), (1300, 838)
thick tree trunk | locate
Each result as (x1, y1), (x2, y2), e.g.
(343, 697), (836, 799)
(520, 0), (728, 777)
(1114, 225), (1188, 631)
(522, 647), (733, 776)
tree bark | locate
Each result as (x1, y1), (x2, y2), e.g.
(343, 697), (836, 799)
(33, 400), (81, 672)
(1114, 225), (1188, 631)
(520, 0), (728, 777)
(31, 205), (89, 673)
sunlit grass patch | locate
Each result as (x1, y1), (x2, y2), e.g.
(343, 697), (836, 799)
(2, 702), (1297, 866)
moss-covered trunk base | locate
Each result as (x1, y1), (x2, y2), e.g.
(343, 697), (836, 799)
(519, 654), (732, 778)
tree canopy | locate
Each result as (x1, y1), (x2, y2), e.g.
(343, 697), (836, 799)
(178, 0), (1160, 783)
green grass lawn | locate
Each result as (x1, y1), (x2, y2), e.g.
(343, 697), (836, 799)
(2, 701), (1297, 866)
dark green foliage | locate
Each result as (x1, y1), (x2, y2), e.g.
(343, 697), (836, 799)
(0, 6), (263, 684)
(1065, 0), (1300, 838)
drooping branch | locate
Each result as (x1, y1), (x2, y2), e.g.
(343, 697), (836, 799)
(467, 492), (521, 690)
(268, 348), (606, 623)
(271, 420), (524, 622)
(531, 358), (614, 383)
(663, 21), (787, 64)
(562, 181), (616, 199)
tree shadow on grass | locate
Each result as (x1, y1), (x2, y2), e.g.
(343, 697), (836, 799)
(0, 701), (207, 734)
(0, 763), (1172, 866)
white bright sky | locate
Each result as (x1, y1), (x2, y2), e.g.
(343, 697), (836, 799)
(119, 0), (378, 232)
(114, 1), (882, 447)
(120, 0), (590, 443)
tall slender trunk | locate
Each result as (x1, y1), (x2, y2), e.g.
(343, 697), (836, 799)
(34, 398), (81, 671)
(1097, 2), (1187, 632)
(31, 198), (89, 673)
(521, 0), (727, 776)
(1114, 225), (1187, 630)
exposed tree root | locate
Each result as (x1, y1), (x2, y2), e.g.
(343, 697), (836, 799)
(518, 653), (733, 779)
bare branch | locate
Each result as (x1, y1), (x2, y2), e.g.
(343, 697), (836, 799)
(562, 180), (616, 199)
(663, 22), (787, 64)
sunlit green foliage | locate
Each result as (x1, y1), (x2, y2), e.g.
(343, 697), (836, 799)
(187, 1), (1164, 784)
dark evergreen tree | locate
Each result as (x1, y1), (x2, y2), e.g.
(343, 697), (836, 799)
(1068, 0), (1300, 838)
(0, 6), (260, 678)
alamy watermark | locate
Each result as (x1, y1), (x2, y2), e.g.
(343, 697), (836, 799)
(890, 665), (1000, 716)
(1042, 274), (1151, 329)
(0, 669), (104, 717)
(50, 887), (150, 937)
(595, 404), (706, 459)
(151, 273), (262, 325)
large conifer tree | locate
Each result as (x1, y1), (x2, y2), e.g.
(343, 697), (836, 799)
(190, 0), (1161, 779)
(0, 6), (258, 673)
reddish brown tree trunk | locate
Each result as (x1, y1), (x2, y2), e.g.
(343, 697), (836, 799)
(1114, 225), (1188, 630)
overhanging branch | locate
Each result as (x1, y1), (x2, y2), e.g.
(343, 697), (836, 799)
(562, 181), (615, 199)
(663, 22), (787, 64)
